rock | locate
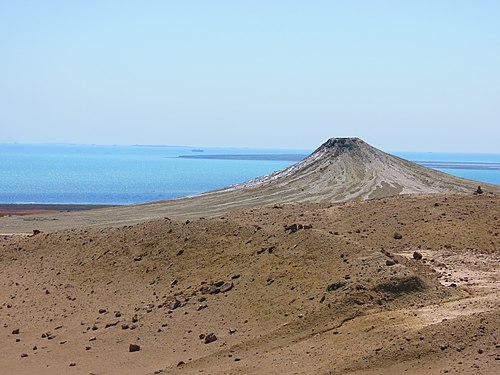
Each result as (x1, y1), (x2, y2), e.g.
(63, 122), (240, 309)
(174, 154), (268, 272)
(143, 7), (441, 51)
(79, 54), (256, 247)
(214, 281), (225, 287)
(133, 255), (142, 261)
(121, 324), (129, 330)
(105, 321), (119, 328)
(12, 328), (20, 334)
(115, 311), (122, 317)
(170, 279), (178, 287)
(21, 353), (28, 358)
(32, 229), (41, 236)
(129, 343), (141, 352)
(220, 282), (233, 293)
(176, 249), (184, 256)
(475, 186), (483, 194)
(285, 223), (299, 233)
(231, 274), (241, 279)
(204, 333), (217, 344)
(69, 363), (76, 367)
(98, 308), (107, 314)
(89, 336), (96, 341)
(196, 304), (207, 311)
(326, 281), (346, 292)
(413, 251), (423, 260)
(170, 299), (181, 310)
(393, 232), (403, 239)
(199, 333), (205, 340)
(200, 285), (220, 295)
(440, 343), (448, 351)
(177, 361), (185, 367)
(386, 259), (396, 266)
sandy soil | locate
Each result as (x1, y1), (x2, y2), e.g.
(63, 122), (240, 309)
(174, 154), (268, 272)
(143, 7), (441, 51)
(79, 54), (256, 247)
(1, 193), (498, 374)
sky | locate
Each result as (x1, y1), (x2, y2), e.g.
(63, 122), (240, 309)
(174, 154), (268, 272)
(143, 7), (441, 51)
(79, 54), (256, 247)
(0, 1), (499, 152)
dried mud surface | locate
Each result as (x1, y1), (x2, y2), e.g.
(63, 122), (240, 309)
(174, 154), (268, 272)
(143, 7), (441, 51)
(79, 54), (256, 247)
(0, 193), (499, 374)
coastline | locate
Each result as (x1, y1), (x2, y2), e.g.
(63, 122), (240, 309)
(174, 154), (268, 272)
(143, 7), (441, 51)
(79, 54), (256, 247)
(0, 203), (116, 217)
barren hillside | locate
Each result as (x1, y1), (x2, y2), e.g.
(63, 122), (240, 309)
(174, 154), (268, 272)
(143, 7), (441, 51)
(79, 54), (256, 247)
(1, 193), (498, 374)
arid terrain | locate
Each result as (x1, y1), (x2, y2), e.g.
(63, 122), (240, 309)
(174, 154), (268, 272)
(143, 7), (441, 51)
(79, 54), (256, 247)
(1, 193), (499, 374)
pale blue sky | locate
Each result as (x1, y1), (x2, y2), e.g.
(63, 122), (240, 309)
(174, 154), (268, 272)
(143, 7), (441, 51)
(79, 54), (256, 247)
(1, 1), (499, 152)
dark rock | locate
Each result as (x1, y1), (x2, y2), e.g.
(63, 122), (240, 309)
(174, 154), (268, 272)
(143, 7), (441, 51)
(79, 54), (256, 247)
(386, 259), (396, 266)
(121, 324), (129, 330)
(32, 229), (41, 236)
(69, 363), (76, 367)
(12, 328), (20, 334)
(285, 223), (299, 233)
(133, 255), (142, 261)
(231, 274), (241, 279)
(176, 249), (184, 256)
(413, 251), (423, 260)
(98, 308), (107, 314)
(170, 299), (181, 310)
(214, 281), (225, 288)
(177, 361), (185, 367)
(220, 282), (233, 293)
(393, 232), (403, 240)
(105, 321), (119, 328)
(204, 333), (217, 344)
(326, 281), (346, 292)
(129, 343), (141, 352)
(21, 353), (28, 358)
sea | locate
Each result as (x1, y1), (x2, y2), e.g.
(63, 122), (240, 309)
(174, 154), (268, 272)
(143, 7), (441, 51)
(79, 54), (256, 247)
(1, 144), (499, 205)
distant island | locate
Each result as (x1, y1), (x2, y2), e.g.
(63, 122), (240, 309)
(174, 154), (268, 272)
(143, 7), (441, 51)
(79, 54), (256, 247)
(178, 154), (307, 161)
(177, 154), (500, 170)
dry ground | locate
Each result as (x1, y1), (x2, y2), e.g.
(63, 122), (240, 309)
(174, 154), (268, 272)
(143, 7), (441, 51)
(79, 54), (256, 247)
(0, 193), (498, 374)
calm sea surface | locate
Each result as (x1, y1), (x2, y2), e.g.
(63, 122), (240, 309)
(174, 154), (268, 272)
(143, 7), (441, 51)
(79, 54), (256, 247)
(0, 144), (498, 205)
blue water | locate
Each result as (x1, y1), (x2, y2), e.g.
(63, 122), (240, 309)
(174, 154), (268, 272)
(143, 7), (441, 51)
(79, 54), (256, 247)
(0, 144), (498, 205)
(0, 144), (302, 204)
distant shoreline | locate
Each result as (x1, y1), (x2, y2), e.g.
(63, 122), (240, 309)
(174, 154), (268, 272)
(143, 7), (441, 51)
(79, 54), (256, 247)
(0, 204), (116, 217)
(176, 154), (500, 171)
